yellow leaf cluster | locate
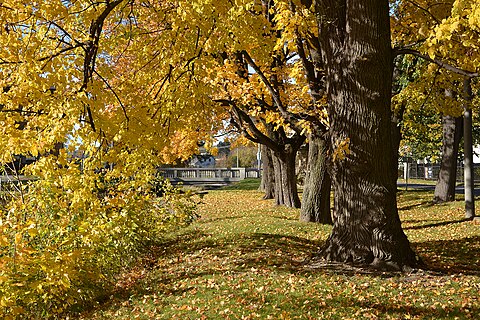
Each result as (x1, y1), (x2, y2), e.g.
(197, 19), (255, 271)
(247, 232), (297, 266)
(332, 137), (351, 162)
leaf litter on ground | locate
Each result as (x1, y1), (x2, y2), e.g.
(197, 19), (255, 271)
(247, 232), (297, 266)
(78, 187), (480, 319)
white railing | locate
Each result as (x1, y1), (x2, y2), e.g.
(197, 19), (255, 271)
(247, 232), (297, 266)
(158, 167), (260, 184)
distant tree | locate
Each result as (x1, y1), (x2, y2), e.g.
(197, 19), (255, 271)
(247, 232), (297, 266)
(227, 146), (257, 168)
(300, 130), (332, 224)
(434, 88), (463, 203)
(259, 144), (275, 199)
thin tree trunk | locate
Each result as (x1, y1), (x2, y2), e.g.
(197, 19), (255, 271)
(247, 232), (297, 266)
(463, 78), (475, 220)
(273, 154), (284, 205)
(300, 132), (332, 224)
(259, 144), (275, 199)
(391, 99), (406, 183)
(316, 0), (421, 270)
(433, 114), (463, 203)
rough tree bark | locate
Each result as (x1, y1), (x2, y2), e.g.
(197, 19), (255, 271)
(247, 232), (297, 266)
(315, 0), (421, 270)
(293, 3), (331, 223)
(300, 131), (332, 224)
(259, 144), (275, 199)
(272, 143), (302, 208)
(433, 112), (463, 203)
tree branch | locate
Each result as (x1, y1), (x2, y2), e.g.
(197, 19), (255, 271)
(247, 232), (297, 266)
(242, 50), (285, 114)
(394, 48), (479, 78)
(242, 50), (306, 136)
(93, 69), (129, 123)
(82, 0), (124, 90)
(405, 0), (441, 24)
(218, 98), (281, 152)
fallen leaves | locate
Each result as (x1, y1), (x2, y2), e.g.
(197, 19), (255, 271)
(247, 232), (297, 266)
(79, 189), (479, 319)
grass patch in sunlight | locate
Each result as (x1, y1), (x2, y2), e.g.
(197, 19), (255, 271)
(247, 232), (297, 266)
(221, 178), (261, 191)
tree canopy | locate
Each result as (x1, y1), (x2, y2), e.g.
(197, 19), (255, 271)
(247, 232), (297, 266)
(1, 0), (479, 317)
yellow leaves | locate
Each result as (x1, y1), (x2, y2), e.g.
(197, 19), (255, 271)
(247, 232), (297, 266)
(272, 0), (316, 52)
(0, 162), (198, 317)
(332, 137), (351, 162)
(0, 235), (8, 247)
(417, 0), (480, 71)
(14, 233), (22, 245)
(468, 5), (480, 30)
(264, 110), (285, 128)
(427, 46), (436, 59)
(418, 25), (429, 37)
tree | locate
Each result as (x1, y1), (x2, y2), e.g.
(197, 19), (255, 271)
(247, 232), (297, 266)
(287, 0), (332, 224)
(434, 109), (463, 203)
(210, 49), (309, 208)
(300, 130), (332, 224)
(259, 144), (275, 199)
(206, 1), (336, 210)
(0, 1), (216, 316)
(226, 102), (305, 207)
(391, 2), (458, 198)
(315, 0), (421, 269)
(392, 0), (480, 212)
(392, 65), (465, 200)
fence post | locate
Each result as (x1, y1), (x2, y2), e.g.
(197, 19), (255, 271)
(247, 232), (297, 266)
(239, 168), (246, 180)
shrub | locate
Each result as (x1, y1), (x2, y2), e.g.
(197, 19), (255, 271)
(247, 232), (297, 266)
(0, 169), (197, 319)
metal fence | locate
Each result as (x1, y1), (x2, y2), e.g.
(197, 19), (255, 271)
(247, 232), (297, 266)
(398, 162), (480, 182)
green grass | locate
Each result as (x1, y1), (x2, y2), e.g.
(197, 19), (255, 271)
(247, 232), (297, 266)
(397, 178), (437, 185)
(221, 178), (261, 190)
(79, 189), (480, 319)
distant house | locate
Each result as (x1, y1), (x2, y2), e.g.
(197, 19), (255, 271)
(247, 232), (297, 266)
(187, 154), (216, 168)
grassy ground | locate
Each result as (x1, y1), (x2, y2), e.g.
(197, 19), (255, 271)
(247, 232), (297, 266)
(396, 178), (437, 185)
(79, 182), (480, 319)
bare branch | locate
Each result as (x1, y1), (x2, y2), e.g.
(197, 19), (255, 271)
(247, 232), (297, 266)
(242, 50), (285, 114)
(93, 69), (129, 123)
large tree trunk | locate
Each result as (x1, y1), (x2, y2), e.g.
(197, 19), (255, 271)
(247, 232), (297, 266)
(272, 147), (301, 208)
(259, 144), (275, 199)
(300, 132), (332, 224)
(433, 114), (463, 203)
(316, 0), (420, 270)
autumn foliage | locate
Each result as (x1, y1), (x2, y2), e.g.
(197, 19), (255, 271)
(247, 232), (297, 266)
(0, 0), (479, 317)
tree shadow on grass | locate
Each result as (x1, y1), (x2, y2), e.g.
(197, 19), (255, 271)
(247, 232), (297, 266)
(79, 230), (480, 317)
(231, 233), (321, 271)
(404, 218), (471, 230)
(103, 232), (321, 297)
(397, 189), (433, 197)
(398, 200), (434, 211)
(413, 236), (480, 275)
(198, 215), (246, 223)
(112, 231), (480, 291)
(148, 232), (321, 277)
(266, 293), (479, 319)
